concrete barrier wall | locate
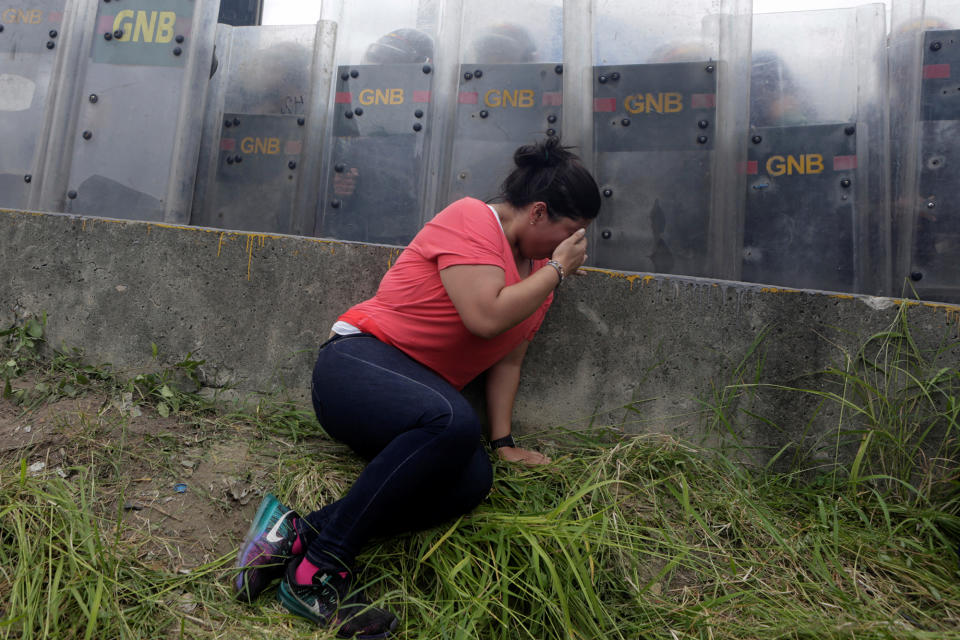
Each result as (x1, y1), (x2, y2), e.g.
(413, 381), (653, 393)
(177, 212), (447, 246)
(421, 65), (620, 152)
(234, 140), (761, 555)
(2, 208), (959, 459)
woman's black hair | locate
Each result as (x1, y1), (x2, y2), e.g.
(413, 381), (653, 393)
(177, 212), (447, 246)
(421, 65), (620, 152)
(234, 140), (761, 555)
(497, 137), (601, 221)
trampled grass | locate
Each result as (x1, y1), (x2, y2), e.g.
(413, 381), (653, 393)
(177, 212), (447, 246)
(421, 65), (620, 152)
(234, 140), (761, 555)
(0, 307), (958, 639)
(3, 432), (958, 639)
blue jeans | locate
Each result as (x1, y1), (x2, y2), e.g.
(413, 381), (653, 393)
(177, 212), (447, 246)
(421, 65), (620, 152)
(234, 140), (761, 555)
(301, 333), (493, 569)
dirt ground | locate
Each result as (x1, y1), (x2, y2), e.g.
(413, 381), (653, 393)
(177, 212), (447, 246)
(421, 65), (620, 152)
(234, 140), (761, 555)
(0, 385), (271, 572)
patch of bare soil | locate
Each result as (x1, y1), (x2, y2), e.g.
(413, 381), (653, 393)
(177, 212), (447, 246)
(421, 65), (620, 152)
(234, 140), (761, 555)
(0, 389), (277, 572)
(1, 396), (108, 482)
(112, 438), (272, 571)
(0, 394), (100, 460)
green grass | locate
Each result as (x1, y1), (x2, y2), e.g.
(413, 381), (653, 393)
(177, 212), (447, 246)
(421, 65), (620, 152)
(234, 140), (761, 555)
(2, 432), (958, 639)
(722, 305), (960, 517)
(0, 461), (235, 639)
(0, 309), (958, 639)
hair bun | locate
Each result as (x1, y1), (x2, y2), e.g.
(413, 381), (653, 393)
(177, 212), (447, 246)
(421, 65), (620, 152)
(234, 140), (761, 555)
(499, 136), (600, 222)
(513, 136), (572, 169)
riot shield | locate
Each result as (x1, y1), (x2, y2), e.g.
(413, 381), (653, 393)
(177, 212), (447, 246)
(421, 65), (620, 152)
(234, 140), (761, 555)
(199, 113), (307, 232)
(898, 27), (960, 302)
(318, 63), (433, 245)
(46, 0), (217, 222)
(742, 124), (858, 291)
(588, 0), (751, 278)
(440, 0), (564, 207)
(313, 0), (440, 245)
(0, 0), (68, 209)
(591, 62), (717, 274)
(446, 63), (564, 203)
(742, 6), (888, 295)
(191, 24), (321, 234)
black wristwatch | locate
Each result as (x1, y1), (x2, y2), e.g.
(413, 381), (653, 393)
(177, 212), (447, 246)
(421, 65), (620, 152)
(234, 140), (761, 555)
(489, 434), (516, 450)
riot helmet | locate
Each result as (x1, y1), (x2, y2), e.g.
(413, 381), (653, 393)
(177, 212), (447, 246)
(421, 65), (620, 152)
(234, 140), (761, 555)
(750, 50), (816, 127)
(469, 23), (537, 63)
(363, 28), (434, 64)
(647, 41), (711, 63)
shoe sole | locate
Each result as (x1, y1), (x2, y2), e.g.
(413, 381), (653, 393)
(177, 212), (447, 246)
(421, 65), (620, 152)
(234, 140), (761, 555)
(278, 578), (326, 624)
(235, 493), (287, 599)
(277, 580), (397, 639)
(237, 492), (282, 566)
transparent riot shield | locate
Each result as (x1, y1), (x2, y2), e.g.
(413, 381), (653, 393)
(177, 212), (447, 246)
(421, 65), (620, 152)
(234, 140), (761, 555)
(889, 0), (960, 302)
(39, 0), (218, 222)
(441, 0), (564, 206)
(0, 0), (70, 209)
(742, 5), (888, 295)
(592, 62), (717, 274)
(589, 0), (751, 277)
(315, 1), (440, 245)
(320, 63), (434, 244)
(911, 29), (960, 300)
(742, 124), (858, 290)
(191, 23), (335, 235)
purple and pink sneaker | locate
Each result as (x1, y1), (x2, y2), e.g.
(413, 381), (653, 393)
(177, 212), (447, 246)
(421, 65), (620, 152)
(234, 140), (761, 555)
(235, 492), (301, 602)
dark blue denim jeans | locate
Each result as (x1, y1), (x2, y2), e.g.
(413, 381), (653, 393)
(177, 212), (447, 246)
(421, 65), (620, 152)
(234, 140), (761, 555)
(302, 333), (493, 569)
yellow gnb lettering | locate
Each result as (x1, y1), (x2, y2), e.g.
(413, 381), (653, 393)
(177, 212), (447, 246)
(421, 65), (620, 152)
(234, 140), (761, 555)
(766, 154), (825, 177)
(664, 93), (682, 113)
(767, 156), (786, 176)
(358, 88), (404, 106)
(112, 10), (175, 43)
(155, 11), (175, 43)
(624, 92), (684, 115)
(483, 89), (535, 108)
(113, 10), (133, 40)
(240, 137), (281, 155)
(1, 8), (43, 23)
(133, 10), (157, 42)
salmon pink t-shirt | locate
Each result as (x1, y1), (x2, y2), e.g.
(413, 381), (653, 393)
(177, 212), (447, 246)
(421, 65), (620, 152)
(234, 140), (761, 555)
(339, 197), (552, 390)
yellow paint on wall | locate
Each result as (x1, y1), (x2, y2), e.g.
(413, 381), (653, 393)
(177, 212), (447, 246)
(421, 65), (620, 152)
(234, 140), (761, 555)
(386, 248), (403, 269)
(244, 234), (267, 281)
(894, 299), (960, 313)
(580, 267), (655, 290)
(895, 299), (960, 336)
(759, 287), (799, 294)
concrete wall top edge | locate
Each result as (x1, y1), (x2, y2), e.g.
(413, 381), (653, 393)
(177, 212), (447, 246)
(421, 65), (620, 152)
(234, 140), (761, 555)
(4, 207), (958, 313)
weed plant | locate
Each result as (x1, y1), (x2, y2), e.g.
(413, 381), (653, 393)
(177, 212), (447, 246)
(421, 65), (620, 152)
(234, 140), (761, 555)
(727, 305), (960, 543)
(0, 310), (958, 639)
(1, 316), (211, 417)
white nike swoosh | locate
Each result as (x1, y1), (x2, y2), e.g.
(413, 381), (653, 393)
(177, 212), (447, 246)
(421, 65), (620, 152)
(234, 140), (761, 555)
(265, 510), (294, 543)
(305, 595), (322, 617)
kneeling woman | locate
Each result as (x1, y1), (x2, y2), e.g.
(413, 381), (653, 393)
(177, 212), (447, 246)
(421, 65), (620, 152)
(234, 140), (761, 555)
(236, 137), (601, 638)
